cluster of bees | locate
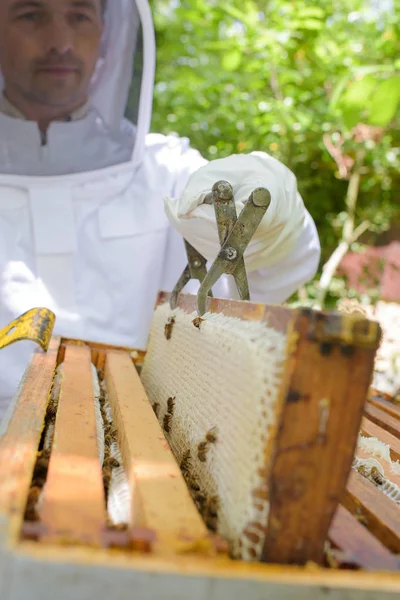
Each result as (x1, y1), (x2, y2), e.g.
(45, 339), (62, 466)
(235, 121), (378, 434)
(25, 449), (51, 522)
(197, 426), (217, 462)
(98, 390), (120, 498)
(152, 396), (176, 433)
(150, 387), (221, 533)
(180, 446), (220, 532)
(163, 396), (175, 433)
(25, 379), (61, 521)
(179, 426), (220, 532)
(355, 461), (384, 486)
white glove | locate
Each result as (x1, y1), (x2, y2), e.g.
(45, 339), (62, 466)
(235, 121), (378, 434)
(164, 152), (308, 272)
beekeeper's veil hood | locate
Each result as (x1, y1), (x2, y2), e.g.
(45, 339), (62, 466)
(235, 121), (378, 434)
(90, 0), (156, 163)
(0, 0), (156, 165)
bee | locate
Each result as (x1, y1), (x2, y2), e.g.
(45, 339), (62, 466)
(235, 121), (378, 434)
(167, 396), (175, 415)
(163, 413), (172, 433)
(192, 317), (205, 330)
(152, 402), (160, 418)
(46, 399), (58, 420)
(357, 465), (369, 478)
(370, 467), (384, 485)
(34, 452), (50, 480)
(206, 495), (219, 518)
(164, 316), (176, 340)
(27, 485), (42, 505)
(205, 426), (218, 444)
(103, 466), (112, 491)
(25, 488), (40, 521)
(205, 517), (218, 532)
(104, 456), (120, 469)
(104, 433), (116, 446)
(105, 424), (118, 438)
(180, 450), (191, 475)
(197, 441), (209, 462)
(189, 479), (200, 492)
(194, 492), (207, 506)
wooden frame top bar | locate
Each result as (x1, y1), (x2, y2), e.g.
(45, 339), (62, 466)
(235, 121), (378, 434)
(157, 292), (381, 348)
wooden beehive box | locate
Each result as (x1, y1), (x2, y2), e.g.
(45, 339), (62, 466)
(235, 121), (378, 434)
(1, 293), (399, 600)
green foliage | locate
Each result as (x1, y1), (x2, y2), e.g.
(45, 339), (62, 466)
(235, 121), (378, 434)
(150, 0), (400, 303)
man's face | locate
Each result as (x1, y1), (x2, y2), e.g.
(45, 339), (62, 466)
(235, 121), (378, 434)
(0, 0), (104, 109)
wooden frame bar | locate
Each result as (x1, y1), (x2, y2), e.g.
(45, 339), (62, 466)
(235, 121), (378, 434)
(157, 293), (380, 565)
(329, 505), (400, 571)
(0, 337), (60, 546)
(344, 471), (400, 554)
(104, 350), (212, 556)
(40, 344), (106, 546)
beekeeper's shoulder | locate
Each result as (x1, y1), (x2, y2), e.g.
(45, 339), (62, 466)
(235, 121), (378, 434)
(143, 132), (207, 189)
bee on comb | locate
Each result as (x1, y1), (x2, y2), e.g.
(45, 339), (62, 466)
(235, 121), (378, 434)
(46, 398), (58, 420)
(180, 449), (192, 476)
(197, 441), (209, 462)
(192, 317), (205, 330)
(164, 316), (176, 340)
(163, 413), (172, 433)
(167, 396), (175, 415)
(103, 456), (120, 469)
(189, 478), (200, 492)
(205, 426), (218, 444)
(206, 495), (219, 519)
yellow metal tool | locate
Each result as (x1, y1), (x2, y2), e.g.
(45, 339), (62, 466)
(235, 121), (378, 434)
(0, 308), (56, 352)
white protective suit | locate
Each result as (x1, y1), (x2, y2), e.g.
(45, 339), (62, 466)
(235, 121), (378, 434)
(0, 0), (320, 420)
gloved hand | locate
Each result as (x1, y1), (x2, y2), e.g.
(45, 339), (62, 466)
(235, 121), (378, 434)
(164, 152), (308, 272)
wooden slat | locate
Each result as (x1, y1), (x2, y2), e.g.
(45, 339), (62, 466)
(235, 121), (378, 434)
(344, 471), (400, 554)
(361, 418), (400, 462)
(364, 403), (400, 439)
(261, 311), (376, 566)
(104, 350), (211, 556)
(40, 344), (106, 545)
(369, 396), (400, 421)
(329, 505), (399, 571)
(156, 291), (292, 333)
(0, 338), (60, 542)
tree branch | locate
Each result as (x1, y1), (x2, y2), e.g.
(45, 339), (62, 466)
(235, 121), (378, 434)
(315, 152), (368, 310)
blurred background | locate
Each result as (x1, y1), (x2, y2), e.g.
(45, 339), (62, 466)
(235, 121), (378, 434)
(147, 0), (400, 314)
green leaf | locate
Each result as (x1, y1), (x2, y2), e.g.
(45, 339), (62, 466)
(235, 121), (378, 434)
(341, 75), (377, 108)
(342, 107), (361, 129)
(369, 76), (400, 126)
(330, 74), (350, 110)
(218, 4), (255, 28)
(222, 50), (242, 71)
(296, 7), (325, 18)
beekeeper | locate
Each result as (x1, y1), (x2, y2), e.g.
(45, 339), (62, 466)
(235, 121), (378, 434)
(0, 0), (320, 419)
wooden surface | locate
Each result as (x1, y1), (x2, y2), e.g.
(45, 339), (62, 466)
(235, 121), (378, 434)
(261, 310), (376, 565)
(360, 418), (400, 462)
(104, 350), (212, 556)
(329, 505), (400, 571)
(40, 344), (106, 546)
(7, 537), (400, 600)
(369, 396), (400, 421)
(364, 403), (400, 439)
(344, 471), (400, 554)
(0, 338), (60, 544)
(157, 291), (293, 333)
